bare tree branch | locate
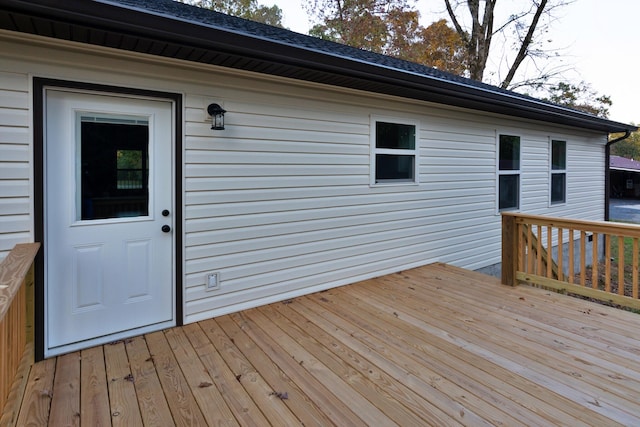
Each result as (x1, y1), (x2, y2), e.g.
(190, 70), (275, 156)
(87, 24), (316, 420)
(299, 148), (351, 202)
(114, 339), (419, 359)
(444, 0), (466, 38)
(500, 0), (548, 89)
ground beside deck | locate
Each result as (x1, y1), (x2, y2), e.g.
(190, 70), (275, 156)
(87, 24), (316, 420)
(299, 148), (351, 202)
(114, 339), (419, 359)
(5, 263), (640, 426)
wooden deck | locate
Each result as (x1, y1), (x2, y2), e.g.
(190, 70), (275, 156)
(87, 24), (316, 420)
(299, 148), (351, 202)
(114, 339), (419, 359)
(5, 263), (640, 426)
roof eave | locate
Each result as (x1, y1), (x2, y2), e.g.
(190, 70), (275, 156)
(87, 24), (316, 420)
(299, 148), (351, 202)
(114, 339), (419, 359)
(1, 0), (636, 134)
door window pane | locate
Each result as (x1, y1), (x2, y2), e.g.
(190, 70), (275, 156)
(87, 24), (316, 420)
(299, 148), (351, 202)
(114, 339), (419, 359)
(79, 116), (149, 220)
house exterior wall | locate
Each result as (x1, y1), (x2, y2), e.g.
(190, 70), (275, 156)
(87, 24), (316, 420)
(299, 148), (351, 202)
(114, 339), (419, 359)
(0, 33), (607, 323)
(0, 70), (31, 255)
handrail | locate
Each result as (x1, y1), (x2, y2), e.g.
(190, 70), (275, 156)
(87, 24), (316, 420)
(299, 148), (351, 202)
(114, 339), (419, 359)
(0, 243), (40, 423)
(502, 213), (640, 310)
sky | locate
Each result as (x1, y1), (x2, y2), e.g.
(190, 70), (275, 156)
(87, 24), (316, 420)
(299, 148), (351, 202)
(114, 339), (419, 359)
(260, 0), (639, 125)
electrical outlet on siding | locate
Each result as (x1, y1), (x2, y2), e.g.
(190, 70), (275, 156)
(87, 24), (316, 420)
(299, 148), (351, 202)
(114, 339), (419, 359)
(206, 272), (221, 291)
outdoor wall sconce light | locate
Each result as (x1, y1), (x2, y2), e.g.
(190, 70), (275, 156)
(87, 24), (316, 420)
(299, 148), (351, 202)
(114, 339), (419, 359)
(207, 103), (226, 130)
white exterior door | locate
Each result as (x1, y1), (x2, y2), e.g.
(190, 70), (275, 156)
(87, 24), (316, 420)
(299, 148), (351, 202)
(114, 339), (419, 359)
(45, 89), (175, 356)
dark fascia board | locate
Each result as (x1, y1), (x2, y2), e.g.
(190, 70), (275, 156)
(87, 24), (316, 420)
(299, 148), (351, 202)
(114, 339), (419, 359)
(1, 0), (636, 134)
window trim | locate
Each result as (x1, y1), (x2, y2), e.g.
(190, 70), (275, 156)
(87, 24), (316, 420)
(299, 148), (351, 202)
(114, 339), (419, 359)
(549, 138), (567, 206)
(496, 132), (521, 213)
(370, 116), (419, 186)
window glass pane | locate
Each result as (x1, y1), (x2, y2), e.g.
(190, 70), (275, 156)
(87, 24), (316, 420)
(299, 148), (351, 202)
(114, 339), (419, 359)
(376, 122), (415, 149)
(376, 154), (415, 181)
(551, 140), (566, 170)
(551, 173), (566, 203)
(80, 120), (149, 220)
(499, 135), (520, 170)
(499, 174), (519, 210)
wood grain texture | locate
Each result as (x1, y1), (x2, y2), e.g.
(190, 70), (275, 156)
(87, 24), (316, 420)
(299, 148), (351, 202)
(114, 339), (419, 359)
(6, 263), (640, 425)
(0, 243), (38, 418)
(14, 357), (55, 427)
(80, 346), (111, 427)
(124, 336), (174, 426)
(48, 352), (80, 427)
(104, 341), (143, 427)
(0, 243), (39, 320)
(144, 331), (208, 426)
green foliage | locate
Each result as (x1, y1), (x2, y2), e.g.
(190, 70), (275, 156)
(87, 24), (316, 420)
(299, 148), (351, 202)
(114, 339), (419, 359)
(544, 81), (612, 118)
(116, 149), (143, 169)
(610, 128), (640, 159)
(178, 0), (284, 27)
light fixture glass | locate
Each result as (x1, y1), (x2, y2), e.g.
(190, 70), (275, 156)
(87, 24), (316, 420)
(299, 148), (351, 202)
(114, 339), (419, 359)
(207, 103), (226, 130)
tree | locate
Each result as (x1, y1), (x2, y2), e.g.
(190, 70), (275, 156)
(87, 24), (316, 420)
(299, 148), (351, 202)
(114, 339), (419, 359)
(306, 0), (469, 74)
(414, 19), (469, 75)
(307, 0), (414, 54)
(443, 0), (571, 89)
(543, 81), (612, 118)
(611, 128), (640, 159)
(177, 0), (284, 27)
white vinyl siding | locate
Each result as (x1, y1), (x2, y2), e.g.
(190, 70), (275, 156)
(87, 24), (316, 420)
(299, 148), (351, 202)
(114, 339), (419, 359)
(0, 71), (31, 260)
(0, 35), (608, 322)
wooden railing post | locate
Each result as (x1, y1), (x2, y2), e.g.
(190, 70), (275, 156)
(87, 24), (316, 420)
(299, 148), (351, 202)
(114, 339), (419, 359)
(0, 243), (40, 422)
(502, 213), (518, 286)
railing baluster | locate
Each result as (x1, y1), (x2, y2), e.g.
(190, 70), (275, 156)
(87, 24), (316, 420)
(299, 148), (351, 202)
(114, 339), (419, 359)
(580, 231), (586, 286)
(547, 226), (553, 278)
(527, 225), (534, 274)
(619, 236), (625, 296)
(536, 225), (543, 275)
(557, 228), (563, 280)
(592, 233), (599, 289)
(518, 223), (525, 273)
(634, 238), (639, 299)
(605, 235), (611, 292)
(568, 229), (574, 283)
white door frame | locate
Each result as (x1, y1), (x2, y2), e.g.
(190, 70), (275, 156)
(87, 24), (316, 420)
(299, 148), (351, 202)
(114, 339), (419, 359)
(33, 79), (183, 360)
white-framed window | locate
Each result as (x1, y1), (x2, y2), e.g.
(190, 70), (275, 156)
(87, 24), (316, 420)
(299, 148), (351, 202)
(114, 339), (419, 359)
(371, 117), (418, 185)
(497, 133), (520, 211)
(550, 139), (567, 205)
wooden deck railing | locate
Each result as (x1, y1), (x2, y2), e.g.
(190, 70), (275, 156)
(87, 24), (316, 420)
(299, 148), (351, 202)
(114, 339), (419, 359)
(502, 212), (640, 311)
(0, 243), (40, 424)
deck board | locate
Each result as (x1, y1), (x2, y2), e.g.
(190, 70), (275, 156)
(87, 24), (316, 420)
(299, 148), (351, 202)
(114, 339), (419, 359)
(15, 357), (55, 426)
(6, 263), (640, 426)
(79, 346), (111, 426)
(164, 326), (239, 426)
(144, 331), (209, 426)
(183, 322), (278, 426)
(48, 352), (80, 426)
(103, 342), (143, 427)
(124, 335), (173, 426)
